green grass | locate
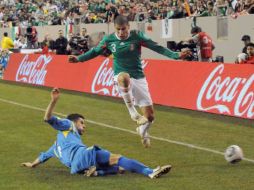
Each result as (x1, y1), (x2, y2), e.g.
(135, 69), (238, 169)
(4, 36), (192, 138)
(0, 80), (254, 190)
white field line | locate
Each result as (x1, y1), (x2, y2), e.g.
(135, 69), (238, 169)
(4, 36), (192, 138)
(1, 97), (254, 163)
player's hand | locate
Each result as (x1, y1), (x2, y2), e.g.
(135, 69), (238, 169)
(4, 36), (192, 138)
(179, 49), (192, 60)
(21, 162), (34, 168)
(51, 88), (60, 101)
(68, 55), (79, 63)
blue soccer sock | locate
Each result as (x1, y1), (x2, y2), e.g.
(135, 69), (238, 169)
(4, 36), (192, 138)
(96, 165), (120, 176)
(117, 156), (153, 176)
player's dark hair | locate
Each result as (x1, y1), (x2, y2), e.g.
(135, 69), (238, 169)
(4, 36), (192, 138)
(66, 113), (84, 122)
(114, 15), (129, 25)
(191, 26), (202, 34)
(247, 42), (254, 48)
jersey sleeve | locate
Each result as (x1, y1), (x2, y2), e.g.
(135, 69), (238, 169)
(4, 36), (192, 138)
(46, 116), (72, 131)
(38, 144), (56, 163)
(77, 36), (108, 62)
(138, 31), (180, 60)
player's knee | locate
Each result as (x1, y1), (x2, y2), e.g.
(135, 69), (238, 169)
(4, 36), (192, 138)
(109, 154), (122, 165)
(117, 72), (130, 88)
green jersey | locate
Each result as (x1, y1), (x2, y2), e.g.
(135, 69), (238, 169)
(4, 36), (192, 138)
(78, 30), (180, 79)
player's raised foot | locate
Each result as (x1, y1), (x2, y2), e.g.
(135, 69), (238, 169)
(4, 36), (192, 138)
(84, 166), (97, 177)
(136, 125), (151, 148)
(148, 165), (172, 179)
(141, 136), (151, 148)
(131, 113), (148, 125)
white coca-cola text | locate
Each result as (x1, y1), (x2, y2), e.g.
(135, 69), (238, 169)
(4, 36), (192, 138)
(15, 55), (52, 85)
(197, 64), (254, 118)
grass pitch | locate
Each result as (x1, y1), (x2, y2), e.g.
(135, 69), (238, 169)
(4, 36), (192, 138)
(0, 80), (254, 190)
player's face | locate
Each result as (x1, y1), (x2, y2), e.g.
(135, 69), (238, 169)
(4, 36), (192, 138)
(247, 46), (254, 56)
(58, 30), (63, 38)
(115, 23), (130, 40)
(75, 118), (86, 135)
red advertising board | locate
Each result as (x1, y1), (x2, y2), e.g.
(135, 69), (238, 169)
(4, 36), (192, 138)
(3, 53), (254, 119)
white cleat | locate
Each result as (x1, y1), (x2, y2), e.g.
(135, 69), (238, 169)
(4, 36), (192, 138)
(136, 126), (151, 148)
(141, 136), (151, 148)
(131, 113), (148, 125)
(148, 165), (172, 179)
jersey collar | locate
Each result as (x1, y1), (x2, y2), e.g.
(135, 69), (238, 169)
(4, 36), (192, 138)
(114, 32), (130, 41)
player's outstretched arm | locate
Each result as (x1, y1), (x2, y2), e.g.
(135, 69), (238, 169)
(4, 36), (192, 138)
(44, 88), (60, 121)
(21, 158), (41, 168)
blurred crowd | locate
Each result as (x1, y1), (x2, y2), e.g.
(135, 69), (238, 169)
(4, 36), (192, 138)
(0, 27), (90, 55)
(0, 0), (254, 28)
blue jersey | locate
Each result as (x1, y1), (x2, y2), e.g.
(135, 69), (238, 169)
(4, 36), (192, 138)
(39, 116), (99, 174)
(0, 55), (8, 69)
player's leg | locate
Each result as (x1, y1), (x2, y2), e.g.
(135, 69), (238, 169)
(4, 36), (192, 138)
(115, 72), (148, 125)
(137, 105), (154, 147)
(96, 149), (152, 176)
(96, 149), (171, 178)
(114, 155), (171, 179)
(132, 77), (154, 147)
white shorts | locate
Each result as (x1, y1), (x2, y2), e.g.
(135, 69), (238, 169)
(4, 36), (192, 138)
(114, 75), (153, 107)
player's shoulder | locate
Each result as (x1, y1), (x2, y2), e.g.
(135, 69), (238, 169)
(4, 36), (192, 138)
(130, 30), (142, 36)
(130, 30), (150, 40)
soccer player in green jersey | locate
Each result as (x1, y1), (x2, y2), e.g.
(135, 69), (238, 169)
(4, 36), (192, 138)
(69, 15), (191, 148)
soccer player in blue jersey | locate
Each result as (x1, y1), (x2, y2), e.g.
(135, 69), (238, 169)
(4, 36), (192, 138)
(22, 88), (171, 178)
(69, 15), (191, 148)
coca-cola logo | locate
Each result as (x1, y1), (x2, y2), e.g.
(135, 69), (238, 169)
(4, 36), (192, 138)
(91, 58), (148, 97)
(197, 64), (254, 119)
(15, 54), (52, 85)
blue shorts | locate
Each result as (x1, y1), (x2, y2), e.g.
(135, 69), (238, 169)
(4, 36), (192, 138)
(70, 146), (111, 174)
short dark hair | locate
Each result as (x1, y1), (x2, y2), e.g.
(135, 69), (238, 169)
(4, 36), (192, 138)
(114, 15), (129, 25)
(241, 35), (251, 41)
(191, 26), (202, 34)
(3, 32), (8, 37)
(66, 113), (84, 122)
(247, 42), (254, 48)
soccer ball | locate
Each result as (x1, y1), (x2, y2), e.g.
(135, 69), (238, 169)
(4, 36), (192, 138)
(224, 145), (243, 164)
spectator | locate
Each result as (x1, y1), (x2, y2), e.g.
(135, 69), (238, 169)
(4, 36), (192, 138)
(1, 32), (14, 50)
(42, 34), (55, 51)
(25, 24), (38, 48)
(241, 35), (251, 54)
(245, 0), (254, 14)
(79, 28), (89, 53)
(243, 42), (254, 64)
(54, 29), (68, 55)
(198, 1), (217, 17)
(105, 3), (119, 23)
(41, 34), (55, 54)
(0, 49), (9, 79)
(187, 26), (215, 62)
(14, 35), (27, 49)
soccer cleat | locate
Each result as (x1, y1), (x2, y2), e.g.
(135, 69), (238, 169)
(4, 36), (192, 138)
(136, 125), (151, 148)
(148, 165), (172, 179)
(118, 167), (125, 174)
(141, 136), (151, 148)
(84, 166), (97, 177)
(131, 113), (148, 125)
